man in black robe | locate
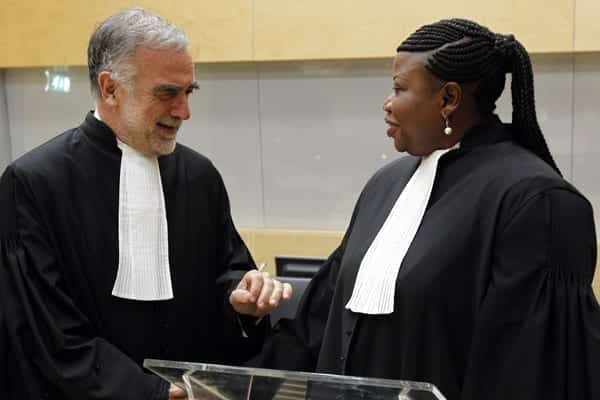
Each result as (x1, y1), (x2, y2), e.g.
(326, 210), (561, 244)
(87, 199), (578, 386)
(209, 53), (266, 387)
(0, 9), (290, 400)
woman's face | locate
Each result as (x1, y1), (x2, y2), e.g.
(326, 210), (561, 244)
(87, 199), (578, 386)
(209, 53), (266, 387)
(383, 52), (447, 156)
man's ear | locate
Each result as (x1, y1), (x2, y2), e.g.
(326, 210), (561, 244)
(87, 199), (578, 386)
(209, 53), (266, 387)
(440, 82), (462, 119)
(97, 71), (119, 106)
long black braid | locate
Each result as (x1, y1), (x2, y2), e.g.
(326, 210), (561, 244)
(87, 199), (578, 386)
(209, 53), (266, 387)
(398, 18), (561, 175)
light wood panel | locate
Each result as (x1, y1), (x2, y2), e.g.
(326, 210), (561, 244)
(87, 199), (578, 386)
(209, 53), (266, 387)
(575, 0), (600, 51)
(254, 0), (574, 61)
(239, 229), (343, 276)
(0, 0), (590, 67)
(0, 0), (252, 67)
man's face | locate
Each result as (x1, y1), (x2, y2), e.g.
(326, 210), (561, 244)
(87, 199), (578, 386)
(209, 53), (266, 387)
(116, 47), (196, 156)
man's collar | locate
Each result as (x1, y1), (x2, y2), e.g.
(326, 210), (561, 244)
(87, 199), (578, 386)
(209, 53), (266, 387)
(80, 111), (120, 155)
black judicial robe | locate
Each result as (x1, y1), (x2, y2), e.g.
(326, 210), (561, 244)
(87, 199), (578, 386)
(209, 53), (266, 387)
(0, 112), (267, 400)
(258, 119), (600, 400)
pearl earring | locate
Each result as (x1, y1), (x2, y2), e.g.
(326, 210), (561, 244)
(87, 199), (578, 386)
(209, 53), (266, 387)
(444, 119), (453, 135)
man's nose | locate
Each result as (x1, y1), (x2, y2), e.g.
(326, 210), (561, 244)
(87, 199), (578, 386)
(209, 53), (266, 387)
(172, 94), (191, 120)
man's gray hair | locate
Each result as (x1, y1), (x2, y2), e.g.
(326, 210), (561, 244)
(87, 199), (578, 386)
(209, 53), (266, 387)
(87, 8), (189, 98)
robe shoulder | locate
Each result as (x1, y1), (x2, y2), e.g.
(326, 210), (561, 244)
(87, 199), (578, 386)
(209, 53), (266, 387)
(171, 142), (223, 182)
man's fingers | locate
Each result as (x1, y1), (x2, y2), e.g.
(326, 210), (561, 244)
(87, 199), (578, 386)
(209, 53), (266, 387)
(268, 280), (283, 306)
(236, 277), (248, 291)
(248, 271), (266, 301)
(229, 289), (251, 305)
(233, 272), (294, 317)
(257, 274), (275, 308)
(268, 281), (293, 305)
(282, 282), (293, 300)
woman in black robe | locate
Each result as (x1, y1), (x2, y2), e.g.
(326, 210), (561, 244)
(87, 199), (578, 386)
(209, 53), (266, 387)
(257, 18), (600, 400)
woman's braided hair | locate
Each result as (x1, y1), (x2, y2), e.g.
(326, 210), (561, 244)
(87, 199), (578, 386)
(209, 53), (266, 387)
(398, 18), (560, 174)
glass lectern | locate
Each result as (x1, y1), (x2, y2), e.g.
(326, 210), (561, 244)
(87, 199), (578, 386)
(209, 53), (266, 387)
(144, 359), (447, 400)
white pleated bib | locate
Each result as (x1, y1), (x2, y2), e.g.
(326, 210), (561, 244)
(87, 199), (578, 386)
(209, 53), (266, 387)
(346, 146), (456, 314)
(111, 138), (174, 301)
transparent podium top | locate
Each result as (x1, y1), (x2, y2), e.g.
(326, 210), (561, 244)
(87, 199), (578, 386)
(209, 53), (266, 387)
(144, 359), (446, 400)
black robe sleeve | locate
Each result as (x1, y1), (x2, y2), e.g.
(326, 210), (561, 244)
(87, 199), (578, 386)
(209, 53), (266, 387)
(212, 168), (269, 363)
(0, 167), (168, 400)
(461, 187), (600, 400)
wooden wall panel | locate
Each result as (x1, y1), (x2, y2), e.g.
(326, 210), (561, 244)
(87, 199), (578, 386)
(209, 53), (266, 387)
(0, 0), (252, 67)
(239, 229), (343, 276)
(575, 0), (600, 51)
(253, 0), (574, 61)
(0, 0), (586, 67)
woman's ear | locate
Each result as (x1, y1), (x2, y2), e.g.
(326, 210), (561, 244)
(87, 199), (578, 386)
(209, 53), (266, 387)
(440, 82), (462, 119)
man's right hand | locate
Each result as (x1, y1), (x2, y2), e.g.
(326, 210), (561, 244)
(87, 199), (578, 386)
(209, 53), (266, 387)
(229, 270), (293, 318)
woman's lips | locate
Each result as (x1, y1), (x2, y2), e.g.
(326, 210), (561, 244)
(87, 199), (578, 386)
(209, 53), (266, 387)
(385, 118), (400, 137)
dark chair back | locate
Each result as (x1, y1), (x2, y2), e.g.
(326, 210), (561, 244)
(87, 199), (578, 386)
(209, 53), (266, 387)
(270, 275), (312, 326)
